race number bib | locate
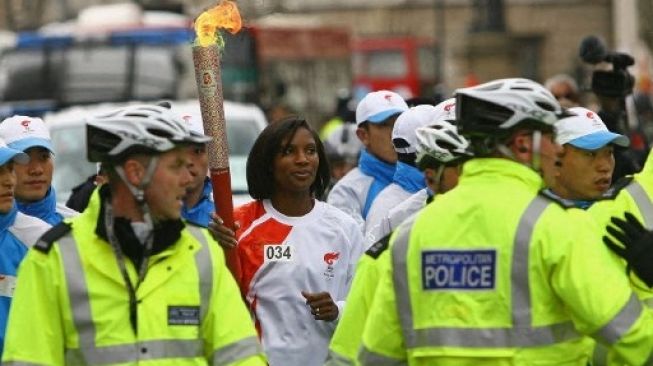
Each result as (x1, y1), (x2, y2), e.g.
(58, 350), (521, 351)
(264, 244), (294, 263)
(422, 250), (496, 290)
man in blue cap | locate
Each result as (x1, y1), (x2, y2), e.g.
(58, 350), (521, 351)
(542, 106), (630, 209)
(177, 111), (214, 227)
(327, 90), (408, 232)
(0, 116), (78, 224)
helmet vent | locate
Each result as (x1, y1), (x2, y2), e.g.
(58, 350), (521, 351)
(147, 128), (173, 138)
(392, 138), (410, 148)
(444, 129), (463, 143)
(536, 102), (556, 111)
(125, 112), (149, 119)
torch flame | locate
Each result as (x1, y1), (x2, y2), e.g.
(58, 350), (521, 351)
(194, 0), (242, 47)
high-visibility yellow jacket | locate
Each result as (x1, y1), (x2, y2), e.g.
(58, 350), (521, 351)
(326, 235), (392, 366)
(587, 150), (653, 366)
(2, 192), (266, 366)
(589, 149), (653, 303)
(319, 117), (344, 141)
(360, 158), (653, 366)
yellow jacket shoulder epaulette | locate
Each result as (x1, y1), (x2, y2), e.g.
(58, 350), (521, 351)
(365, 233), (391, 259)
(33, 222), (72, 254)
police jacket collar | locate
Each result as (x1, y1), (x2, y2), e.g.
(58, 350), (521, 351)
(94, 185), (185, 268)
(541, 188), (594, 210)
(461, 158), (544, 190)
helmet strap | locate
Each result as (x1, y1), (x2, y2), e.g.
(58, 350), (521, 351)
(433, 165), (446, 193)
(497, 130), (542, 173)
(497, 143), (516, 160)
(115, 157), (159, 200)
(114, 156), (160, 230)
(531, 130), (542, 172)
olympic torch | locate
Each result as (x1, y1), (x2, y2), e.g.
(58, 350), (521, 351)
(192, 1), (242, 281)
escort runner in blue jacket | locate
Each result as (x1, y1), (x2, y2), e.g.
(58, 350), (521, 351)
(182, 177), (214, 227)
(327, 90), (408, 232)
(365, 105), (441, 236)
(177, 108), (215, 228)
(0, 138), (51, 359)
(0, 116), (78, 225)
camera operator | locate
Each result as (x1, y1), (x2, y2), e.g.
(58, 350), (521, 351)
(579, 35), (648, 181)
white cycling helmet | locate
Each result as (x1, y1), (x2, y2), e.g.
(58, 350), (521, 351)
(392, 104), (441, 155)
(87, 104), (210, 163)
(455, 78), (564, 138)
(415, 120), (471, 169)
(86, 103), (211, 236)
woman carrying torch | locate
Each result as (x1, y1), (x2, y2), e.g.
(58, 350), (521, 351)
(211, 117), (365, 366)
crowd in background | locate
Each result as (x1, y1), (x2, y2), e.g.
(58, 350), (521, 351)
(0, 63), (651, 365)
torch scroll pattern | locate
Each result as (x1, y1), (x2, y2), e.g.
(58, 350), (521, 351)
(192, 44), (230, 170)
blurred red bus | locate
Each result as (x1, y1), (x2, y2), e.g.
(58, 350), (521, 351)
(352, 37), (438, 100)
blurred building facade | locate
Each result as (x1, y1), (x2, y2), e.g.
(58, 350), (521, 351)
(0, 0), (636, 94)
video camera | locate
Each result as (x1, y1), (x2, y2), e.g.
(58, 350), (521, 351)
(579, 35), (635, 98)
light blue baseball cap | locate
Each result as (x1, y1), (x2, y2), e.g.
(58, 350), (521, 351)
(0, 138), (28, 166)
(567, 130), (629, 150)
(0, 116), (54, 153)
(555, 107), (629, 150)
(355, 90), (409, 125)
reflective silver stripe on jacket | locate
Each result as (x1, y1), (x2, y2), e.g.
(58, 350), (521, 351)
(324, 349), (356, 366)
(2, 362), (47, 366)
(593, 292), (642, 345)
(391, 195), (581, 348)
(625, 181), (653, 227)
(358, 347), (407, 366)
(187, 228), (263, 364)
(57, 226), (214, 365)
(211, 336), (262, 365)
(591, 343), (608, 366)
(64, 339), (204, 365)
(591, 294), (648, 366)
(186, 226), (213, 323)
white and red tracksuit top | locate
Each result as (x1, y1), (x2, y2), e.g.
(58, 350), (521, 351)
(234, 199), (364, 366)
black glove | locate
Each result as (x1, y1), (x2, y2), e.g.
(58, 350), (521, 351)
(603, 212), (653, 287)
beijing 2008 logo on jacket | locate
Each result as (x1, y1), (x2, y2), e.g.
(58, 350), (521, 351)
(323, 252), (340, 281)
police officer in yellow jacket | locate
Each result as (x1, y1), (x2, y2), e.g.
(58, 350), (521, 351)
(590, 150), (653, 298)
(2, 104), (266, 365)
(326, 234), (391, 366)
(359, 78), (653, 366)
(587, 147), (653, 365)
(327, 105), (472, 366)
